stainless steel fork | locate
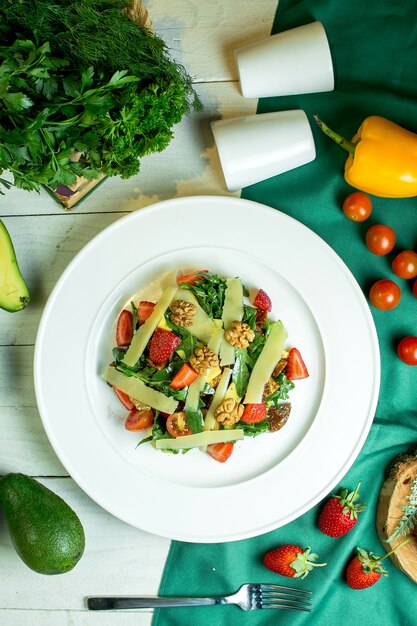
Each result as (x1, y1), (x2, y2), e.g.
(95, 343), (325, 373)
(87, 583), (312, 612)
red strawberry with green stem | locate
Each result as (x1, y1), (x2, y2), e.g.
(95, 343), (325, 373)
(346, 537), (411, 589)
(319, 481), (366, 537)
(263, 545), (327, 579)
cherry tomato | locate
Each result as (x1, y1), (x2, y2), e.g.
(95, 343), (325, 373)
(365, 224), (396, 256)
(166, 411), (192, 437)
(397, 337), (417, 366)
(125, 408), (154, 431)
(413, 279), (417, 298)
(392, 250), (417, 279)
(369, 279), (401, 310)
(342, 192), (373, 222)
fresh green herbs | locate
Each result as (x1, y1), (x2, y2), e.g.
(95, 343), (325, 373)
(266, 372), (295, 405)
(232, 349), (251, 398)
(238, 419), (270, 437)
(185, 409), (204, 434)
(0, 0), (201, 193)
(242, 305), (257, 330)
(387, 472), (417, 542)
(180, 273), (227, 318)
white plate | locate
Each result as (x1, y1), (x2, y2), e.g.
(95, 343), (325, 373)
(34, 196), (380, 542)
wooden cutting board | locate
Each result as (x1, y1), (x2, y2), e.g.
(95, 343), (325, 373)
(376, 447), (417, 583)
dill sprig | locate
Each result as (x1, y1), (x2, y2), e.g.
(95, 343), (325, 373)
(387, 473), (417, 543)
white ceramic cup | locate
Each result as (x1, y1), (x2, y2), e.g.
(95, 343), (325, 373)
(211, 109), (316, 191)
(235, 21), (334, 98)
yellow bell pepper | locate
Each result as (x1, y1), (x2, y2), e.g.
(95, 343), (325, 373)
(314, 114), (417, 198)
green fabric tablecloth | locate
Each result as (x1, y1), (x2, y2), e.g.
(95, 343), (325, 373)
(154, 1), (417, 624)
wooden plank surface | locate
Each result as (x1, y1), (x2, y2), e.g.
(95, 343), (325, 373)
(0, 1), (277, 623)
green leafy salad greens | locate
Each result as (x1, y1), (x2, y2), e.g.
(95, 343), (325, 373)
(110, 272), (296, 451)
(0, 0), (201, 192)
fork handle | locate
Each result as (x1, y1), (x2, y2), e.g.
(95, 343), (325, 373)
(87, 596), (218, 610)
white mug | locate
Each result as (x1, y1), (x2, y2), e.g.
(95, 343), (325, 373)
(211, 109), (316, 191)
(235, 21), (334, 98)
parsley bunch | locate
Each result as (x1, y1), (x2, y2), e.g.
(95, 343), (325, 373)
(0, 0), (201, 193)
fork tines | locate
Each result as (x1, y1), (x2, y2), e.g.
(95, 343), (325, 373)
(260, 583), (312, 612)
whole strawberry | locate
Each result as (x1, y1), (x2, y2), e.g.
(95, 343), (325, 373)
(346, 537), (411, 590)
(318, 481), (365, 537)
(263, 544), (326, 579)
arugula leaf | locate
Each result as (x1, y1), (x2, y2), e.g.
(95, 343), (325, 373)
(232, 349), (250, 398)
(267, 373), (295, 405)
(180, 273), (226, 318)
(242, 305), (257, 330)
(137, 414), (180, 454)
(237, 419), (270, 437)
(185, 409), (204, 434)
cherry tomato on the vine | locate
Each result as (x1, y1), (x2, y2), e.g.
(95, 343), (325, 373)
(397, 337), (417, 365)
(365, 224), (396, 256)
(369, 279), (401, 310)
(392, 250), (417, 279)
(342, 192), (373, 222)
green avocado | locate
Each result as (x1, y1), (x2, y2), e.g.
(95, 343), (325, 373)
(0, 473), (85, 575)
(0, 219), (30, 312)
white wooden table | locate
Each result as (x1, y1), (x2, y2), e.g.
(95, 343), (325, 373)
(0, 2), (276, 623)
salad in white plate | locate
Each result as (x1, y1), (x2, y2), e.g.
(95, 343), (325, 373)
(102, 268), (309, 463)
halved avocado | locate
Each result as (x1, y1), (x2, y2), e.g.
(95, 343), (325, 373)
(0, 219), (30, 312)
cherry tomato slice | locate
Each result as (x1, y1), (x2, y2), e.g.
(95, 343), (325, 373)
(342, 192), (372, 222)
(369, 279), (401, 310)
(113, 386), (135, 410)
(365, 224), (396, 256)
(177, 270), (208, 285)
(397, 336), (417, 366)
(125, 408), (154, 431)
(166, 412), (192, 437)
(392, 250), (417, 279)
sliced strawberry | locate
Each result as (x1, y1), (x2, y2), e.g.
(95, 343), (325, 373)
(148, 328), (181, 365)
(241, 403), (267, 423)
(207, 442), (234, 463)
(116, 309), (134, 347)
(113, 386), (135, 410)
(177, 270), (208, 285)
(138, 300), (155, 324)
(170, 363), (199, 389)
(125, 408), (154, 431)
(286, 347), (309, 380)
(253, 288), (272, 312)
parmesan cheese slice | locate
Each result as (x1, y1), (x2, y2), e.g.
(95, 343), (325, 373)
(122, 270), (178, 367)
(155, 428), (244, 450)
(174, 289), (216, 344)
(102, 366), (178, 414)
(243, 321), (288, 404)
(203, 367), (232, 431)
(219, 278), (243, 366)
